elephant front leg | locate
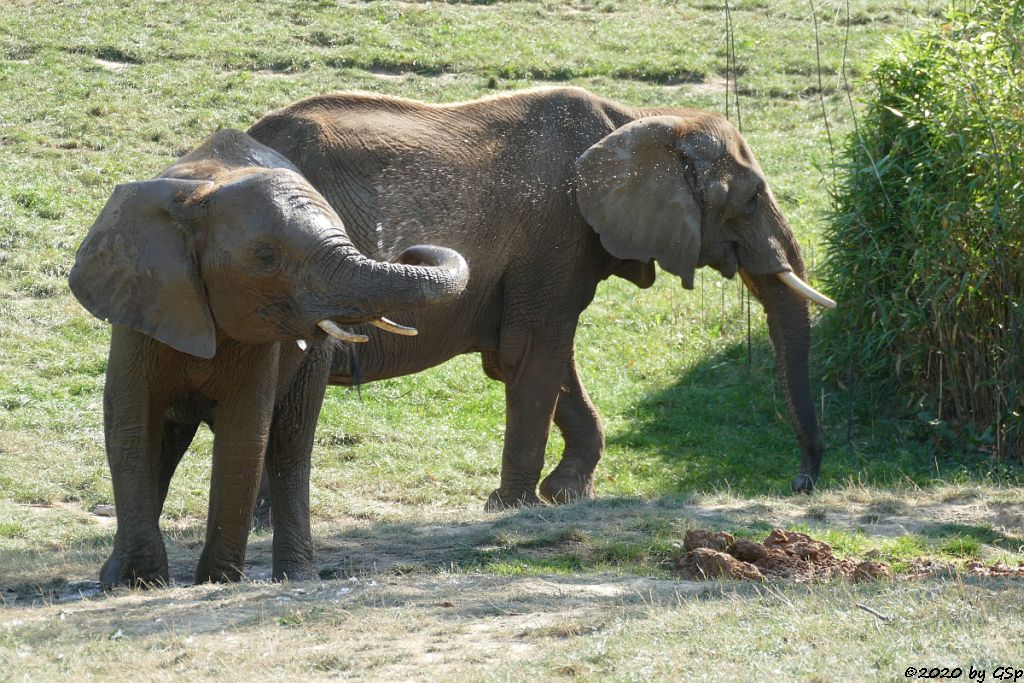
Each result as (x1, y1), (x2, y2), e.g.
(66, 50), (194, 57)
(195, 350), (278, 583)
(263, 343), (332, 582)
(540, 354), (603, 504)
(484, 335), (571, 511)
(100, 343), (169, 588)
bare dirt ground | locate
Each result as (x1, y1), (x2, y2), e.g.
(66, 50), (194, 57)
(4, 488), (1022, 604)
(3, 489), (1024, 680)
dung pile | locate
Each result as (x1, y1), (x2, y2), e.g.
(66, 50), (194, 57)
(675, 529), (891, 582)
(965, 561), (1024, 578)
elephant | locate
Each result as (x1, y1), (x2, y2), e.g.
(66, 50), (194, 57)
(246, 86), (835, 511)
(69, 128), (469, 587)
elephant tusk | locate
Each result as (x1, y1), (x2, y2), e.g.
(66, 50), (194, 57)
(776, 271), (837, 309)
(368, 317), (418, 336)
(296, 339), (309, 352)
(317, 320), (369, 343)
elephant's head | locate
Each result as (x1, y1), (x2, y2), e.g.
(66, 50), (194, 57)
(575, 114), (834, 491)
(70, 129), (469, 358)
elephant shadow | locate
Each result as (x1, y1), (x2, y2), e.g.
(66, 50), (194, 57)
(6, 490), (1020, 610)
(3, 497), (755, 607)
(607, 333), (806, 496)
(607, 328), (924, 495)
(607, 329), (1006, 495)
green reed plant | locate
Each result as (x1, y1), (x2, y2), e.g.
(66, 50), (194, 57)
(821, 1), (1024, 460)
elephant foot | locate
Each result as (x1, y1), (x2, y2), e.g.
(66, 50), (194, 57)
(539, 465), (595, 505)
(195, 551), (245, 584)
(272, 562), (316, 583)
(100, 547), (169, 590)
(484, 488), (542, 511)
(791, 473), (816, 494)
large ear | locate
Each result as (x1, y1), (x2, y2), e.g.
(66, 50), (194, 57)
(575, 116), (702, 289)
(69, 178), (218, 358)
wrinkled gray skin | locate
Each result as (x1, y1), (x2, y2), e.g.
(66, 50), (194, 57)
(69, 129), (469, 587)
(248, 86), (825, 512)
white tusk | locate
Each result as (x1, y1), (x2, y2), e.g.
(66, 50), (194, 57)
(317, 320), (369, 343)
(368, 317), (418, 336)
(776, 271), (837, 309)
(296, 339), (309, 352)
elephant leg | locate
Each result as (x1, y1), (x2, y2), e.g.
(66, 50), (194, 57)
(100, 336), (169, 588)
(195, 347), (278, 584)
(263, 344), (332, 582)
(157, 420), (200, 509)
(485, 332), (573, 511)
(540, 354), (603, 504)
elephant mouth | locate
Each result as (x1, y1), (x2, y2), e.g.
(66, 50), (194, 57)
(698, 241), (740, 279)
(702, 241), (836, 309)
(296, 296), (421, 345)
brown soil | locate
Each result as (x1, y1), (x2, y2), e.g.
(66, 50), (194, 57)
(965, 560), (1024, 578)
(676, 528), (893, 582)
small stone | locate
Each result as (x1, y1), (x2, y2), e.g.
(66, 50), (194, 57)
(92, 504), (116, 517)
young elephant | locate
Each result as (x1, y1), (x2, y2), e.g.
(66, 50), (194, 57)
(70, 129), (469, 587)
(248, 87), (835, 510)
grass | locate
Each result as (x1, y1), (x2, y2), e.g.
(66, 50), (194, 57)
(5, 573), (1023, 680)
(2, 0), (1023, 679)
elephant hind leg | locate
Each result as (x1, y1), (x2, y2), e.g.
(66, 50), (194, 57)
(484, 329), (576, 511)
(539, 354), (603, 504)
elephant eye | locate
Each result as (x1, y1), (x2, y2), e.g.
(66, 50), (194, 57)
(252, 243), (283, 273)
(745, 191), (761, 214)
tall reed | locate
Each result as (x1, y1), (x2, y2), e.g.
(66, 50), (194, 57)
(821, 1), (1023, 460)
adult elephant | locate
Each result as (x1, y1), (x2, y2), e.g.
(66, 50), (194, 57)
(69, 129), (469, 587)
(247, 86), (835, 509)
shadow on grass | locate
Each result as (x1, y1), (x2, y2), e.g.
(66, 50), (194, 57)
(6, 491), (1023, 612)
(607, 335), (1024, 497)
(2, 497), (748, 609)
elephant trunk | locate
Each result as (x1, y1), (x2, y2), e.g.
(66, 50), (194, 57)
(315, 243), (469, 335)
(742, 267), (824, 493)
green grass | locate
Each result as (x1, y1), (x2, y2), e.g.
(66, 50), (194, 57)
(3, 0), (1023, 679)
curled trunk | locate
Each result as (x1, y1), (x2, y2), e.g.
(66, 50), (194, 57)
(319, 243), (469, 320)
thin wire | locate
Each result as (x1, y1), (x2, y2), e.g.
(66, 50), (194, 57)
(723, 1), (750, 368)
(724, 1), (732, 121)
(810, 0), (836, 189)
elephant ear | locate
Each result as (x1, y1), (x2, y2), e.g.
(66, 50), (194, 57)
(575, 116), (702, 289)
(69, 178), (218, 358)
